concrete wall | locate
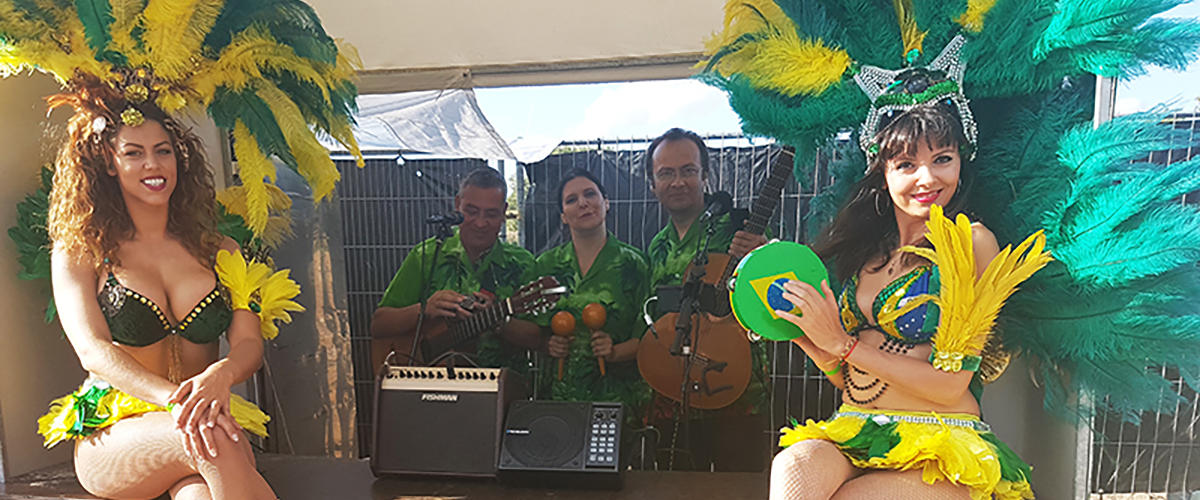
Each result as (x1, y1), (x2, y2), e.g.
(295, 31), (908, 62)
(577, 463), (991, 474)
(982, 356), (1083, 499)
(0, 74), (85, 479)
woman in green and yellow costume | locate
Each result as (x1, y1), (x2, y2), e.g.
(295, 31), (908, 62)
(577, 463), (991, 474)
(3, 0), (356, 496)
(536, 169), (652, 424)
(40, 80), (294, 500)
(700, 0), (1200, 496)
(771, 103), (1043, 500)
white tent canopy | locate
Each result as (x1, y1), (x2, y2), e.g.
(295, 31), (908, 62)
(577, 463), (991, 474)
(326, 88), (515, 160)
(306, 0), (724, 93)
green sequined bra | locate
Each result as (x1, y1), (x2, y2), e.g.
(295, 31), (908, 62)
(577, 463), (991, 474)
(98, 272), (232, 346)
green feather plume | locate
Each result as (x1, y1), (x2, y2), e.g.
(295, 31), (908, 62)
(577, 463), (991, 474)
(209, 86), (299, 172)
(74, 0), (114, 56)
(8, 166), (55, 323)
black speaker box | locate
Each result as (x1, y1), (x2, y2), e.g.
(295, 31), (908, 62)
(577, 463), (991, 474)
(497, 401), (624, 490)
(371, 365), (525, 478)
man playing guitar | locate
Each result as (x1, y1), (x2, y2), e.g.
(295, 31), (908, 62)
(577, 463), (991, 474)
(371, 168), (542, 374)
(643, 128), (770, 472)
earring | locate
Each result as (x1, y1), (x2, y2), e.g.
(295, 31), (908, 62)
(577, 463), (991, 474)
(874, 189), (886, 217)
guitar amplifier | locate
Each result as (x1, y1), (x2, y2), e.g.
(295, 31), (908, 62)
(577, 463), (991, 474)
(497, 401), (624, 490)
(371, 365), (526, 478)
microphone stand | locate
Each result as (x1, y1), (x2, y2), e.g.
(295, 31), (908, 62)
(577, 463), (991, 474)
(407, 220), (457, 366)
(667, 216), (718, 470)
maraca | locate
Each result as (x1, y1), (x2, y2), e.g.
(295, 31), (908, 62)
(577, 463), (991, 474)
(551, 311), (575, 381)
(582, 303), (607, 376)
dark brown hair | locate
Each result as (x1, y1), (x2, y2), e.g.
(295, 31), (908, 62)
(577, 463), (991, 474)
(46, 75), (223, 270)
(813, 104), (974, 282)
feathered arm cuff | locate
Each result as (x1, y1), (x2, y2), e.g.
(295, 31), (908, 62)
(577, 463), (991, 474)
(215, 249), (303, 340)
(901, 205), (1052, 373)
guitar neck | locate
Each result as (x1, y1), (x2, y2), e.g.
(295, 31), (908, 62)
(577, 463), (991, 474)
(422, 300), (512, 359)
(718, 146), (795, 284)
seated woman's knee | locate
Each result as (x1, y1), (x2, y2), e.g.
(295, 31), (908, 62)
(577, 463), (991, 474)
(773, 440), (835, 471)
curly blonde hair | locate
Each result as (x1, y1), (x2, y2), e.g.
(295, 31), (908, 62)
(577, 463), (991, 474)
(47, 75), (223, 270)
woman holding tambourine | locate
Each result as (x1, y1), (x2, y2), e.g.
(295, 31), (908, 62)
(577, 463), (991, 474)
(731, 104), (1047, 499)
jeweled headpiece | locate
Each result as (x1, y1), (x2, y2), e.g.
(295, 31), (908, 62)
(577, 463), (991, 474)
(855, 35), (977, 162)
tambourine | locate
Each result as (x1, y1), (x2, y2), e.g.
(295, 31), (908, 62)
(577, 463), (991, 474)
(729, 241), (829, 341)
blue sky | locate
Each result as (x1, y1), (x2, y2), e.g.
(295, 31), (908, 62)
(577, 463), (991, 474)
(477, 4), (1200, 144)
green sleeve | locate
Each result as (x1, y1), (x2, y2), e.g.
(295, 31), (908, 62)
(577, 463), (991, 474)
(377, 242), (430, 309)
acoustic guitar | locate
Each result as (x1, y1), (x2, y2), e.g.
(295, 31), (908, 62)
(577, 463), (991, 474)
(372, 276), (566, 373)
(637, 147), (795, 409)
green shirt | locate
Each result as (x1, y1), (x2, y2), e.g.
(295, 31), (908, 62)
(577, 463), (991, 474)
(531, 233), (652, 419)
(647, 213), (773, 292)
(378, 230), (535, 373)
(646, 214), (772, 416)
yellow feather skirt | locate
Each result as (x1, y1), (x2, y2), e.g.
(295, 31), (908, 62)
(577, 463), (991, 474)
(780, 405), (1034, 500)
(38, 378), (270, 449)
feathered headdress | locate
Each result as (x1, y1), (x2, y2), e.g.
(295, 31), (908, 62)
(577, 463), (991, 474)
(703, 0), (1200, 421)
(0, 0), (364, 236)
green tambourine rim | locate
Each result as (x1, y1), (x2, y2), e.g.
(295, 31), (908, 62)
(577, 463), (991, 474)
(730, 241), (828, 341)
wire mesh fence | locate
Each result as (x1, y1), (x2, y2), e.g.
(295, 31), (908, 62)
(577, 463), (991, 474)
(1089, 112), (1200, 500)
(335, 119), (1199, 490)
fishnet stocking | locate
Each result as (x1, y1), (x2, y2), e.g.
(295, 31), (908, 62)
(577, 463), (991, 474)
(770, 440), (856, 500)
(771, 441), (974, 500)
(832, 469), (972, 500)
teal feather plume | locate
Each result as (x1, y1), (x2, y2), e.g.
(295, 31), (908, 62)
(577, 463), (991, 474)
(805, 138), (864, 242)
(1034, 0), (1191, 64)
(997, 113), (1200, 421)
(972, 81), (1094, 242)
(1003, 266), (1200, 421)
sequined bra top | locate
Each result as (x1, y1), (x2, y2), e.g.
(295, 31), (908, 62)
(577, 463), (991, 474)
(98, 272), (232, 347)
(839, 266), (941, 344)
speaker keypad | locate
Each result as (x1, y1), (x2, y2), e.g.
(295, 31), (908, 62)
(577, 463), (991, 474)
(586, 405), (622, 467)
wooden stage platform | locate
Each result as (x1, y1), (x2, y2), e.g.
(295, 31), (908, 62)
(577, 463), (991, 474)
(0, 454), (769, 500)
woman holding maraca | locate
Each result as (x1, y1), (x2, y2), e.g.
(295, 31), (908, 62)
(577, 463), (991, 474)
(533, 169), (651, 424)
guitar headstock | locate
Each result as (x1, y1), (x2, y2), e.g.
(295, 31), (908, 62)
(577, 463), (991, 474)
(508, 276), (568, 316)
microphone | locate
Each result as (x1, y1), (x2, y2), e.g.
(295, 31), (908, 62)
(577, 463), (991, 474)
(425, 211), (464, 225)
(700, 191), (733, 221)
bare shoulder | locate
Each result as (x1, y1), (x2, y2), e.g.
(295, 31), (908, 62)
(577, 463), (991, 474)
(970, 222), (1000, 262)
(51, 245), (96, 280)
(218, 236), (241, 255)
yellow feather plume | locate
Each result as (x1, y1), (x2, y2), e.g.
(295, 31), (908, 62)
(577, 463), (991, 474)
(705, 0), (794, 55)
(893, 0), (927, 60)
(217, 184), (294, 248)
(703, 0), (850, 97)
(256, 82), (340, 202)
(231, 120), (278, 236)
(746, 31), (852, 97)
(216, 249), (269, 311)
(956, 0), (1000, 33)
(257, 268), (304, 340)
(108, 0), (149, 68)
(328, 114), (364, 167)
(901, 205), (1052, 365)
(0, 0), (50, 39)
(141, 0), (224, 81)
(0, 0), (110, 83)
(191, 27), (330, 107)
